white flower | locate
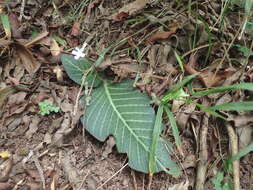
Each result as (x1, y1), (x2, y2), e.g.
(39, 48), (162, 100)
(71, 42), (88, 60)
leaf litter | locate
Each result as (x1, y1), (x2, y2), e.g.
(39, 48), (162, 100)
(0, 0), (253, 189)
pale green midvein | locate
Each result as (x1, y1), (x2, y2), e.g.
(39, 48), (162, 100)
(103, 82), (149, 152)
(66, 58), (83, 72)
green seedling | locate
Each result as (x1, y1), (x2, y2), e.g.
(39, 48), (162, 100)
(38, 100), (60, 115)
(211, 172), (232, 190)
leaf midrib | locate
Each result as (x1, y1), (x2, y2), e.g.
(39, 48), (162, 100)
(103, 82), (149, 152)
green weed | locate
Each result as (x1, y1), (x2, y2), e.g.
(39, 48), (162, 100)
(38, 100), (60, 115)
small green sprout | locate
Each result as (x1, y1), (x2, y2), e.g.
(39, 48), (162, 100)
(38, 100), (60, 115)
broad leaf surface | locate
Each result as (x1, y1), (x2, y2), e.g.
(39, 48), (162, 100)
(82, 80), (180, 175)
(61, 54), (101, 87)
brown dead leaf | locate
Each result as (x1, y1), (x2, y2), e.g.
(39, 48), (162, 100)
(185, 54), (235, 87)
(26, 181), (41, 190)
(25, 169), (42, 179)
(228, 115), (253, 127)
(69, 22), (80, 36)
(113, 12), (130, 21)
(167, 181), (189, 190)
(84, 0), (102, 24)
(0, 182), (13, 190)
(25, 116), (40, 139)
(9, 12), (21, 38)
(111, 0), (149, 20)
(111, 63), (146, 79)
(51, 113), (72, 147)
(0, 86), (16, 112)
(15, 43), (41, 74)
(53, 65), (63, 82)
(102, 136), (116, 158)
(147, 30), (176, 45)
(0, 158), (13, 182)
(0, 151), (11, 159)
(146, 24), (178, 45)
(237, 126), (253, 150)
(50, 39), (61, 56)
(0, 38), (11, 47)
(24, 31), (49, 47)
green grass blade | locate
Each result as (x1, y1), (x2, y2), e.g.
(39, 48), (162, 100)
(210, 101), (253, 111)
(170, 74), (198, 93)
(162, 74), (198, 103)
(229, 143), (253, 163)
(164, 106), (182, 148)
(185, 99), (226, 119)
(149, 104), (164, 175)
(0, 13), (11, 38)
(191, 83), (253, 97)
(94, 47), (111, 66)
(174, 51), (184, 73)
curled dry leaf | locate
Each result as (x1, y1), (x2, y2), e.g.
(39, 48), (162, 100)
(146, 23), (178, 45)
(237, 126), (253, 150)
(53, 65), (63, 82)
(69, 22), (80, 36)
(0, 86), (16, 115)
(0, 151), (11, 159)
(111, 0), (149, 20)
(9, 12), (21, 39)
(228, 114), (253, 127)
(0, 39), (11, 47)
(0, 158), (13, 182)
(14, 43), (41, 74)
(185, 54), (235, 87)
(50, 39), (61, 57)
(0, 182), (13, 190)
(24, 31), (49, 47)
(167, 180), (189, 190)
(113, 12), (129, 21)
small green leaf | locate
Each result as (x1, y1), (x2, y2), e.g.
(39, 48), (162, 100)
(61, 54), (101, 87)
(211, 172), (231, 190)
(52, 35), (67, 47)
(191, 83), (253, 97)
(38, 100), (60, 115)
(210, 101), (253, 111)
(82, 80), (180, 175)
(234, 44), (253, 57)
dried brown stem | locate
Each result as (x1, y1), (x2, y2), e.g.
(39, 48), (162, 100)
(195, 115), (209, 190)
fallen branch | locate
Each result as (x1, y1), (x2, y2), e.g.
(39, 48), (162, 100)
(226, 124), (240, 190)
(195, 114), (209, 190)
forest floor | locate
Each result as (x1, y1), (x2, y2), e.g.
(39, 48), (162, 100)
(0, 0), (252, 189)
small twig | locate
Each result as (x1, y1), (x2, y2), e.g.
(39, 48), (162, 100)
(195, 114), (209, 190)
(96, 163), (128, 190)
(77, 170), (90, 190)
(182, 42), (229, 59)
(19, 0), (26, 21)
(226, 124), (240, 190)
(33, 152), (46, 189)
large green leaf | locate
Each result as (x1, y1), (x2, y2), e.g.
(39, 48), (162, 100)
(61, 54), (101, 87)
(82, 80), (180, 175)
